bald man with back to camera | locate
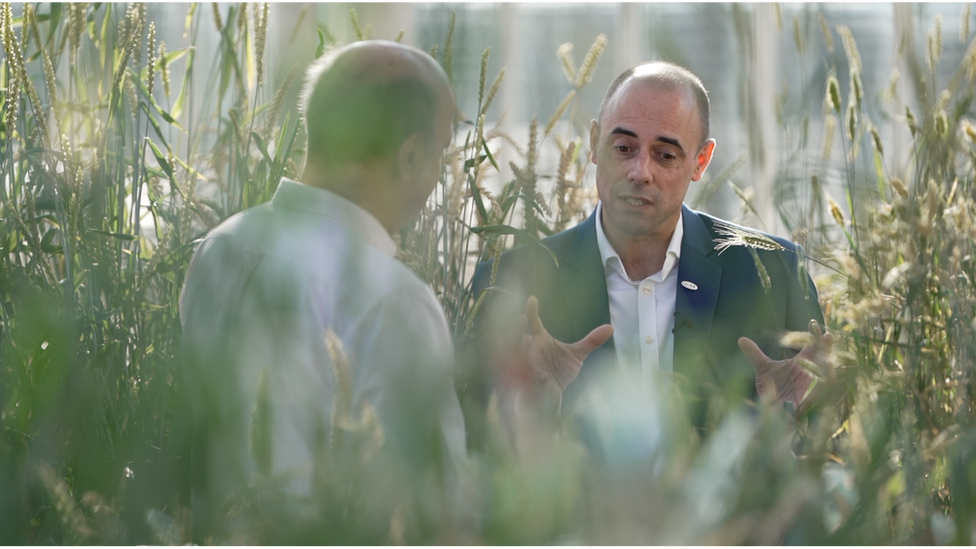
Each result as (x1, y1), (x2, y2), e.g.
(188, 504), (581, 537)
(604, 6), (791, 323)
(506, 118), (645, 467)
(473, 61), (832, 448)
(180, 41), (467, 539)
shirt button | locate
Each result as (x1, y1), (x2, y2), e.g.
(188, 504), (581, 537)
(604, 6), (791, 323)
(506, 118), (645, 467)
(642, 285), (651, 294)
(645, 336), (654, 344)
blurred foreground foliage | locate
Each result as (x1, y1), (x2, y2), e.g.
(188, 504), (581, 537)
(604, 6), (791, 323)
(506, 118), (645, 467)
(2, 2), (976, 544)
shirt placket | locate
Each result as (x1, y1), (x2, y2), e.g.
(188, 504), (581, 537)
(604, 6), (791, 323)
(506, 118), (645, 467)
(637, 278), (660, 396)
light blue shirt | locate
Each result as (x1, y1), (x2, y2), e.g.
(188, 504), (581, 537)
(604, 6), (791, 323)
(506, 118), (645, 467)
(181, 178), (466, 502)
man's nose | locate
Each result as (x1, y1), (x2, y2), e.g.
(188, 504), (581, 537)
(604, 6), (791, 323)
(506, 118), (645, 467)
(628, 151), (652, 184)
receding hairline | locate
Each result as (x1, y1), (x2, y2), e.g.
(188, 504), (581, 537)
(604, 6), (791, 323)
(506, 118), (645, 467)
(597, 61), (711, 146)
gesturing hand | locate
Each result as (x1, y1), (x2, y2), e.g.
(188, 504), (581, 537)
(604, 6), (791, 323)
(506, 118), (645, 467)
(738, 319), (834, 409)
(521, 296), (614, 392)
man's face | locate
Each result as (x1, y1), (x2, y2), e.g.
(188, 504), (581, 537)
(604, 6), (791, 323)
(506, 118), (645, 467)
(590, 80), (715, 247)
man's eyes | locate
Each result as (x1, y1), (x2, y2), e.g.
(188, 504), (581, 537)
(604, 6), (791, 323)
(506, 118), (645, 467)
(610, 143), (680, 162)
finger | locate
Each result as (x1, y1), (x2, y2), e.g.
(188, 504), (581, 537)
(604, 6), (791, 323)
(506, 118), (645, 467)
(738, 336), (772, 372)
(821, 332), (836, 381)
(809, 318), (823, 342)
(797, 323), (827, 360)
(523, 295), (545, 336)
(572, 324), (614, 359)
(821, 331), (834, 351)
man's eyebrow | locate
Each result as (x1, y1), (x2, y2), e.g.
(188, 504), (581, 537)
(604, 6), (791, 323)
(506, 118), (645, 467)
(609, 127), (638, 138)
(657, 136), (685, 153)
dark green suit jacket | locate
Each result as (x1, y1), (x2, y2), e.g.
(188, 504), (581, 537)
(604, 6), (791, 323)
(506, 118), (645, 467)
(471, 204), (823, 429)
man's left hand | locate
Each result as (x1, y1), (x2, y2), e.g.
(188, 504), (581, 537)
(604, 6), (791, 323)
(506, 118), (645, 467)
(738, 319), (834, 410)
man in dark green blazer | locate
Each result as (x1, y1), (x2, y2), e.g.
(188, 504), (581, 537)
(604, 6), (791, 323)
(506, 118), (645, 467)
(472, 61), (827, 433)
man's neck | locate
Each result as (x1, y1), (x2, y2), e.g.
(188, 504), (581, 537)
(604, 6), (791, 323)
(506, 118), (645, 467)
(299, 164), (398, 233)
(604, 219), (678, 281)
(617, 240), (670, 281)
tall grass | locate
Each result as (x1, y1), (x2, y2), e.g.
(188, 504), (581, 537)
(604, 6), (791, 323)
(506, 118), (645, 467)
(2, 2), (976, 544)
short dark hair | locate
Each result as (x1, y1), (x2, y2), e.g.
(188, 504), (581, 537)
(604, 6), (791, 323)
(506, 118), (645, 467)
(300, 48), (440, 168)
(598, 61), (710, 146)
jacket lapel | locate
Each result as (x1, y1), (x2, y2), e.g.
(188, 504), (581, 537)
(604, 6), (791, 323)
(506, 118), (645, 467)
(560, 211), (612, 340)
(558, 211), (616, 404)
(674, 206), (722, 380)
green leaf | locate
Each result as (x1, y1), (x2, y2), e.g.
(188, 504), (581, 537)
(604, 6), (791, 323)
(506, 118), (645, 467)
(467, 173), (489, 224)
(185, 2), (198, 36)
(43, 4), (63, 48)
(140, 106), (172, 154)
(147, 139), (175, 183)
(85, 228), (137, 241)
(172, 48), (196, 120)
(40, 228), (62, 254)
(501, 193), (549, 218)
(464, 155), (487, 170)
(316, 28), (327, 59)
(468, 224), (558, 266)
(484, 143), (501, 172)
(270, 114), (303, 184)
(150, 96), (185, 131)
(160, 47), (191, 67)
(252, 131), (273, 166)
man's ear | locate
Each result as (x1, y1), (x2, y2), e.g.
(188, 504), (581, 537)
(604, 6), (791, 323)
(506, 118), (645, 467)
(691, 139), (716, 182)
(396, 133), (425, 184)
(589, 120), (600, 164)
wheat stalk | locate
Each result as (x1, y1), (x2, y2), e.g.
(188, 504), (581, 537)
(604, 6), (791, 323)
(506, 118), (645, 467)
(478, 47), (490, 104)
(480, 67), (505, 117)
(845, 103), (857, 142)
(558, 42), (576, 83)
(836, 24), (862, 73)
(712, 219), (787, 255)
(324, 329), (353, 442)
(262, 69), (295, 140)
(349, 7), (364, 41)
(212, 2), (224, 32)
(928, 14), (944, 71)
(554, 140), (577, 232)
(147, 22), (156, 97)
(159, 41), (170, 98)
(825, 74), (841, 114)
(819, 13), (834, 53)
(827, 193), (846, 226)
(238, 2), (248, 33)
(255, 2), (269, 88)
(545, 90), (576, 137)
(822, 114), (836, 160)
(963, 36), (976, 82)
(575, 33), (606, 88)
(442, 10), (455, 84)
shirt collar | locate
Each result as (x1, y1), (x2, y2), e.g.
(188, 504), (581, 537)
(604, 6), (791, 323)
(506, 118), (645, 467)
(594, 200), (684, 283)
(271, 177), (398, 257)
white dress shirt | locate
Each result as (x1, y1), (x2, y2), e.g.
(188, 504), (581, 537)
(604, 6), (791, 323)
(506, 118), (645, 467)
(594, 201), (682, 395)
(180, 178), (466, 503)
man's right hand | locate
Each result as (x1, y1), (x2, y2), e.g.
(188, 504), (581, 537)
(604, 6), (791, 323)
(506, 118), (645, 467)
(519, 295), (614, 393)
